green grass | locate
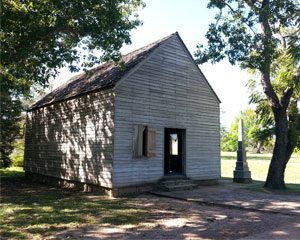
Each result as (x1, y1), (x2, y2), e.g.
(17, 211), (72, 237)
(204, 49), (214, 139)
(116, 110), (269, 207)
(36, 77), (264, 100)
(245, 181), (300, 193)
(1, 152), (299, 238)
(0, 176), (146, 239)
(0, 167), (24, 178)
(221, 151), (300, 193)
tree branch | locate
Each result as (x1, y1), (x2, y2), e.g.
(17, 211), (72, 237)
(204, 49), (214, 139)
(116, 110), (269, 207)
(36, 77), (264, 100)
(261, 73), (280, 108)
(57, 26), (81, 38)
(283, 28), (300, 39)
(244, 0), (260, 13)
(221, 0), (236, 13)
(281, 87), (294, 110)
(219, 0), (257, 35)
(278, 23), (287, 49)
(257, 0), (281, 108)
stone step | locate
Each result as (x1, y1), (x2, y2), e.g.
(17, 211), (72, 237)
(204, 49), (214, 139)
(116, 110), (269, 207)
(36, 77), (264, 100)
(160, 183), (197, 191)
(157, 178), (197, 191)
(161, 175), (187, 180)
(161, 180), (194, 187)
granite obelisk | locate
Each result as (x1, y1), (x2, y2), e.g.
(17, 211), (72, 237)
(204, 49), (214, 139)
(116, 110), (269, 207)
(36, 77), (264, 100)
(233, 119), (252, 183)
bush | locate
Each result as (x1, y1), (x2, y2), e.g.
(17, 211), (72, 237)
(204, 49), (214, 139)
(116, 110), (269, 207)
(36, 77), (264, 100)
(10, 139), (24, 167)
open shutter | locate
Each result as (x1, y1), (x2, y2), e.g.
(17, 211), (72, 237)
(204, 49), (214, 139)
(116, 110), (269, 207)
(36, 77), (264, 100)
(133, 125), (144, 158)
(146, 127), (156, 157)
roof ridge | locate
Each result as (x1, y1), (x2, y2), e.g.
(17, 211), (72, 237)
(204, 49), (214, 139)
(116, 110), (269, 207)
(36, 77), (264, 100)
(122, 32), (176, 57)
(29, 33), (177, 111)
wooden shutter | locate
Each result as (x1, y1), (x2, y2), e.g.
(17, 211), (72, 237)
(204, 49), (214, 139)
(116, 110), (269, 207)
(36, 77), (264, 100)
(133, 125), (144, 158)
(146, 127), (156, 157)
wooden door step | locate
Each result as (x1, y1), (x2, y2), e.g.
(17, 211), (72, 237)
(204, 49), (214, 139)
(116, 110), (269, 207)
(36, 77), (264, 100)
(157, 177), (197, 192)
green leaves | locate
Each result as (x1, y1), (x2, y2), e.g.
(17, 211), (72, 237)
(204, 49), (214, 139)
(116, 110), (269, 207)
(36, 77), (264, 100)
(0, 93), (22, 168)
(195, 2), (256, 67)
(202, 0), (300, 166)
(1, 0), (144, 96)
(221, 109), (272, 152)
(0, 0), (144, 168)
(195, 0), (299, 71)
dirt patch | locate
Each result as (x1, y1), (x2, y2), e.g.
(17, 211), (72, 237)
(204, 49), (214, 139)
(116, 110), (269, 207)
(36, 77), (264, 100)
(152, 182), (300, 216)
(54, 194), (298, 240)
(2, 178), (299, 240)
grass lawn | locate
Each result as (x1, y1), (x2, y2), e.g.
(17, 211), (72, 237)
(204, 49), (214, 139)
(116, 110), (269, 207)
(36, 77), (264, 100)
(0, 171), (146, 239)
(0, 167), (25, 178)
(221, 151), (300, 192)
(1, 152), (299, 238)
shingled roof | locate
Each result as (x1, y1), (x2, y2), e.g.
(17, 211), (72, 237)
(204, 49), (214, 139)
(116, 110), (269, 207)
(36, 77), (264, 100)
(29, 33), (176, 111)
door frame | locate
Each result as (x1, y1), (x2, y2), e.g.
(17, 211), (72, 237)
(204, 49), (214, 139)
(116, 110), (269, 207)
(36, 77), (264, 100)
(164, 128), (186, 176)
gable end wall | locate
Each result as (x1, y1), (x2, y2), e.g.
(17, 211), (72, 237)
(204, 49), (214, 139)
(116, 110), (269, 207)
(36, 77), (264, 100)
(113, 36), (220, 187)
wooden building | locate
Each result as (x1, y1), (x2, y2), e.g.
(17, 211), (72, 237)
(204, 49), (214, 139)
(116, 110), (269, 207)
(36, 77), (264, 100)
(24, 32), (221, 196)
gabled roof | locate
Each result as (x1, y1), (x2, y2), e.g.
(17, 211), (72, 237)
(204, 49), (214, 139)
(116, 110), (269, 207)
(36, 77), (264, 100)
(29, 32), (220, 111)
(29, 33), (176, 111)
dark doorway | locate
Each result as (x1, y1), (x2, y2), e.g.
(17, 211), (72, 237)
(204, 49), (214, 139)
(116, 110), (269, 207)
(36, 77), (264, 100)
(164, 128), (184, 175)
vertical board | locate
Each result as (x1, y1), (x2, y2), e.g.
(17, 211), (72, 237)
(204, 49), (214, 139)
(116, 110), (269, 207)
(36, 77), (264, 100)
(132, 125), (144, 158)
(147, 127), (156, 157)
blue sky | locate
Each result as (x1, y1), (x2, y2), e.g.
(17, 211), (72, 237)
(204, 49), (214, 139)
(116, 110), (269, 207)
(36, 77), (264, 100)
(53, 0), (252, 127)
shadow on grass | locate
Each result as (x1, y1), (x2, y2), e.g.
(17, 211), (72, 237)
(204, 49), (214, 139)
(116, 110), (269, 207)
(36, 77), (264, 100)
(221, 155), (272, 161)
(0, 176), (146, 239)
(246, 181), (300, 194)
(221, 177), (300, 195)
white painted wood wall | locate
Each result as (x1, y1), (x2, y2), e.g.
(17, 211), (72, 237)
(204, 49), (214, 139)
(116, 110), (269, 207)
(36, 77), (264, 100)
(24, 89), (115, 188)
(113, 35), (220, 187)
(24, 34), (220, 190)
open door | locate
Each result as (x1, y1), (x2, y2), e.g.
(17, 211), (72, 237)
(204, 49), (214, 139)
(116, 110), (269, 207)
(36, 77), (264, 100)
(164, 128), (184, 175)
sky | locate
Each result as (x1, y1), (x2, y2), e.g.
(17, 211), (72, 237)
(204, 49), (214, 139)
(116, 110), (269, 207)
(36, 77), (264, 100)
(53, 0), (253, 128)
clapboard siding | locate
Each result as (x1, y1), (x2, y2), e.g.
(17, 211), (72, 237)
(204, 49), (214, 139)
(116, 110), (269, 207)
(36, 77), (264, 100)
(113, 35), (220, 187)
(24, 33), (220, 191)
(24, 89), (115, 188)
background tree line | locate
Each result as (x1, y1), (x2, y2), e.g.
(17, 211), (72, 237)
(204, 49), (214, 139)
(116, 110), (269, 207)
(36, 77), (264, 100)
(221, 109), (273, 153)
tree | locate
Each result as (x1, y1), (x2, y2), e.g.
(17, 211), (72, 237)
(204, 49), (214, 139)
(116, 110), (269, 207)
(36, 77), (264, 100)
(195, 0), (300, 189)
(221, 109), (272, 152)
(0, 0), (144, 168)
(0, 94), (22, 168)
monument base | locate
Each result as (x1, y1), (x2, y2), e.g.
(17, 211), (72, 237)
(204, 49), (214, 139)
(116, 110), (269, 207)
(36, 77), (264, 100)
(233, 177), (252, 183)
(233, 170), (252, 183)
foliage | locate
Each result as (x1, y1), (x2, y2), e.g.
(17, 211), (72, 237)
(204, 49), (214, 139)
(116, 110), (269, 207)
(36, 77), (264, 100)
(248, 58), (300, 152)
(0, 93), (22, 168)
(1, 0), (144, 95)
(196, 0), (300, 189)
(0, 0), (144, 168)
(221, 109), (273, 152)
(195, 0), (299, 70)
(11, 139), (25, 167)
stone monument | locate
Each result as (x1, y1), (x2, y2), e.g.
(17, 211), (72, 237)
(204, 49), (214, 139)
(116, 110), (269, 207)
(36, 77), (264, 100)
(233, 119), (252, 183)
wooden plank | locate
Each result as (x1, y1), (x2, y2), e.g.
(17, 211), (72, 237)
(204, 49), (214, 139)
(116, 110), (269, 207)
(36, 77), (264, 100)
(24, 88), (115, 188)
(113, 36), (220, 187)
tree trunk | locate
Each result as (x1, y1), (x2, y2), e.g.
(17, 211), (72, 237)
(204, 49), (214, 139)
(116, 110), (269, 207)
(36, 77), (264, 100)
(264, 107), (289, 189)
(256, 142), (262, 153)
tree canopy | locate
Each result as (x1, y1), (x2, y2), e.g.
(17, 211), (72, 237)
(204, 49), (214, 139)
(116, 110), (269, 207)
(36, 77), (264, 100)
(0, 0), (144, 168)
(221, 109), (273, 152)
(1, 0), (144, 97)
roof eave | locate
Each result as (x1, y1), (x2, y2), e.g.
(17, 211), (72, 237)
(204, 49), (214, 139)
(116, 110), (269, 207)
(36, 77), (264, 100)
(27, 84), (115, 112)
